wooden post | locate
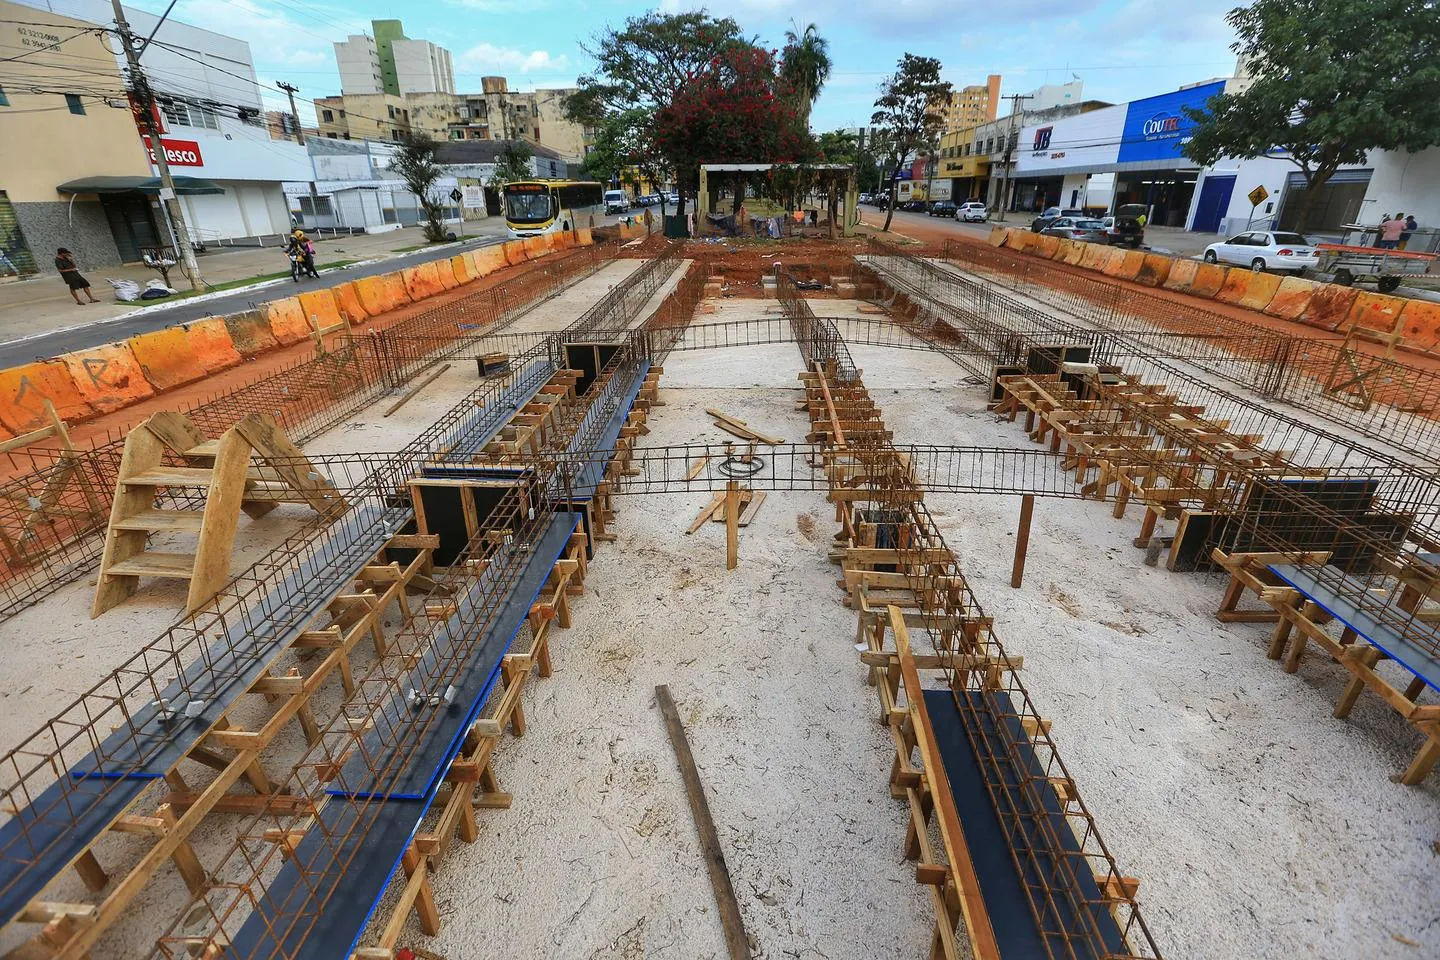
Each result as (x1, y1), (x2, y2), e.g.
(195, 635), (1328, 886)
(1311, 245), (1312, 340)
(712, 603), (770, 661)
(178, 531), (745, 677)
(725, 481), (740, 570)
(1010, 494), (1034, 589)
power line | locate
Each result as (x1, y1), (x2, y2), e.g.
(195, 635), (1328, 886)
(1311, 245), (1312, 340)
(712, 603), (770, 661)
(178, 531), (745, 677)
(0, 26), (101, 64)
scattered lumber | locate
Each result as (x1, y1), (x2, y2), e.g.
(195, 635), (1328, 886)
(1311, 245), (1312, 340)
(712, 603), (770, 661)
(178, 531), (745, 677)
(705, 408), (784, 445)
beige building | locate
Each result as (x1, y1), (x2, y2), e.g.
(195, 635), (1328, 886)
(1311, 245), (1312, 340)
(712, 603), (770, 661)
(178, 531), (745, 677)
(0, 0), (157, 275)
(313, 76), (591, 161)
(936, 75), (1001, 136)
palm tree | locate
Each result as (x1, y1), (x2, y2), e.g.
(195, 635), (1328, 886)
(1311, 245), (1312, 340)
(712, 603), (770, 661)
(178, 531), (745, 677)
(781, 22), (832, 130)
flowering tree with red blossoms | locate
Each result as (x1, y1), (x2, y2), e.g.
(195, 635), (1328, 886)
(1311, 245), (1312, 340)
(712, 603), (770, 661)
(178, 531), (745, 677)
(655, 45), (816, 213)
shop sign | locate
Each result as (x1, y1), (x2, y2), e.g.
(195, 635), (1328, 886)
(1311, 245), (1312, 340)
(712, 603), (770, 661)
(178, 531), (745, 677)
(143, 137), (204, 167)
(1118, 81), (1224, 163)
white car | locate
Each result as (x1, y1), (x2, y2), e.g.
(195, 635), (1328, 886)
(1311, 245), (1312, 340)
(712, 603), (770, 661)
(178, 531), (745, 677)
(1202, 230), (1319, 274)
(956, 200), (988, 223)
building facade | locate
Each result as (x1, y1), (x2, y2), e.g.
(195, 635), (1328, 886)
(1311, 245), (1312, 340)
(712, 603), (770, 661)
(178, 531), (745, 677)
(937, 75), (1000, 135)
(335, 20), (453, 96)
(0, 0), (154, 275)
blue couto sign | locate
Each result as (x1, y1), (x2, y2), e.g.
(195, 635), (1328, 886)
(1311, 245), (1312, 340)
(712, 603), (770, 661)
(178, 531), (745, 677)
(1118, 81), (1225, 163)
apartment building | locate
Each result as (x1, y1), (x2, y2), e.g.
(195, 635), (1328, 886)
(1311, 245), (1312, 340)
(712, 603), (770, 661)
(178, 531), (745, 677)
(334, 19), (453, 96)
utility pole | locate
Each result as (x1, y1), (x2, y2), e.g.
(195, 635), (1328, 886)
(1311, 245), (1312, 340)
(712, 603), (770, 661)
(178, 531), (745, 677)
(994, 93), (1032, 224)
(111, 0), (203, 289)
(278, 80), (322, 230)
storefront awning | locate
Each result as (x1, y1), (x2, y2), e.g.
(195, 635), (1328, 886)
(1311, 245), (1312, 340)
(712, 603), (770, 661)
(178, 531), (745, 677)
(56, 176), (224, 196)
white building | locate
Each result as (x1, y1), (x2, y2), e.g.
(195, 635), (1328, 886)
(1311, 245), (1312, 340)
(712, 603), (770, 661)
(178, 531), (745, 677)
(334, 34), (384, 96)
(286, 139), (468, 233)
(22, 0), (309, 244)
(393, 39), (454, 95)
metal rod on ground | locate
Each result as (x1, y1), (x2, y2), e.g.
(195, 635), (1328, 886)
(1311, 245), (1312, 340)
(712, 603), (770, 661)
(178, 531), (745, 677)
(1010, 493), (1034, 588)
(383, 364), (452, 417)
(654, 684), (752, 960)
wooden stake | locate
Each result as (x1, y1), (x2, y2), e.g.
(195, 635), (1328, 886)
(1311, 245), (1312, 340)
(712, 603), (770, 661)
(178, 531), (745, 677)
(725, 481), (740, 570)
(1010, 494), (1034, 589)
(383, 363), (451, 417)
(654, 685), (752, 960)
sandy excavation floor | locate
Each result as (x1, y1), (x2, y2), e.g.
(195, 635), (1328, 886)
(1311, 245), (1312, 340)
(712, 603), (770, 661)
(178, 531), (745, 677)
(421, 302), (932, 959)
(844, 333), (1440, 959)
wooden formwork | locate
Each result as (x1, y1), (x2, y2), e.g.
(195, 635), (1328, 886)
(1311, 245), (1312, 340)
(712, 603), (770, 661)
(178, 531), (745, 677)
(5, 530), (437, 960)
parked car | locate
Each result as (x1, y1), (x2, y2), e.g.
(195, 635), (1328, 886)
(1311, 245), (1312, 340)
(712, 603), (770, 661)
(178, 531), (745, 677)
(1203, 230), (1320, 274)
(956, 200), (988, 223)
(1030, 214), (1062, 233)
(900, 199), (929, 212)
(928, 200), (958, 217)
(1040, 217), (1109, 243)
(1109, 204), (1147, 248)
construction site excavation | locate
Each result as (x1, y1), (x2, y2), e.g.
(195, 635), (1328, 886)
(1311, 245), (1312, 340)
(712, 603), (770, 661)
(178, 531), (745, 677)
(0, 223), (1437, 960)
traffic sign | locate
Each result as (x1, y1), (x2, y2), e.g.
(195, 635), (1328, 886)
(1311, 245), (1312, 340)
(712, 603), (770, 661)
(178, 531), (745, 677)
(1247, 185), (1269, 207)
(449, 188), (463, 203)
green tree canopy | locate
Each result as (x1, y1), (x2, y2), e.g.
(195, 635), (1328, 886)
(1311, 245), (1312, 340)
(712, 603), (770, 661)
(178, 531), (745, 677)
(488, 141), (533, 189)
(582, 109), (675, 213)
(780, 22), (832, 130)
(1184, 0), (1440, 228)
(391, 133), (447, 242)
(870, 54), (951, 231)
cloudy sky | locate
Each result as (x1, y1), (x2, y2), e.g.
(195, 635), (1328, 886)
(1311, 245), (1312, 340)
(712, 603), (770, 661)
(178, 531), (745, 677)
(123, 0), (1247, 129)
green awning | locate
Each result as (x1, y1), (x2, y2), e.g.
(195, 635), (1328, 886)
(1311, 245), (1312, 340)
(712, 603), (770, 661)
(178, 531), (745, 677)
(56, 176), (225, 196)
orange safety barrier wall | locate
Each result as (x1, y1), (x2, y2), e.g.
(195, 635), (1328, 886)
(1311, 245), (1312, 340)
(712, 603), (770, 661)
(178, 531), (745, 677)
(1399, 300), (1440, 351)
(1134, 254), (1172, 287)
(1346, 290), (1405, 335)
(263, 297), (312, 346)
(1186, 261), (1227, 299)
(1236, 272), (1283, 312)
(522, 236), (549, 260)
(1161, 258), (1199, 293)
(450, 254), (475, 286)
(402, 262), (446, 300)
(1303, 284), (1360, 330)
(576, 227), (594, 246)
(331, 281), (370, 324)
(1215, 268), (1256, 306)
(433, 258), (460, 291)
(1050, 238), (1075, 263)
(1099, 248), (1131, 278)
(185, 318), (244, 375)
(988, 226), (1009, 247)
(59, 343), (154, 414)
(1031, 234), (1060, 258)
(225, 310), (280, 357)
(1078, 242), (1111, 272)
(297, 290), (344, 333)
(1263, 276), (1319, 320)
(471, 246), (508, 278)
(127, 326), (211, 392)
(0, 361), (92, 434)
(356, 273), (410, 315)
(503, 240), (528, 267)
(1115, 250), (1147, 282)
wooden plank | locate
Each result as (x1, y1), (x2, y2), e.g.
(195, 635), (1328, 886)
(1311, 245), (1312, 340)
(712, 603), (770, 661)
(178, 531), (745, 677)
(737, 491), (766, 527)
(92, 424), (167, 617)
(685, 455), (710, 481)
(655, 685), (752, 960)
(686, 494), (725, 534)
(186, 427), (253, 614)
(103, 552), (197, 578)
(725, 481), (740, 570)
(705, 408), (784, 445)
(383, 364), (451, 417)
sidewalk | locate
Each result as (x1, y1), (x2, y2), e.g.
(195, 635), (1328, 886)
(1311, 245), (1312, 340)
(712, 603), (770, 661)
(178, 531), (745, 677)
(0, 222), (507, 347)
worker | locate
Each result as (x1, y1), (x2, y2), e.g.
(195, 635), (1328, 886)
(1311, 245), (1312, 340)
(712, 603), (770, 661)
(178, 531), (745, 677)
(1377, 214), (1406, 249)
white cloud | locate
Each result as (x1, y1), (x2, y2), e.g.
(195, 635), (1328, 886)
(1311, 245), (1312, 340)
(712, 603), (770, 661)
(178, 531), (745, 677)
(457, 43), (570, 74)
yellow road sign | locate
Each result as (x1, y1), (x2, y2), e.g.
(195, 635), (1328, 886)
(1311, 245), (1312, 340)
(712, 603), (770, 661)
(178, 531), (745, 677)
(1247, 185), (1269, 207)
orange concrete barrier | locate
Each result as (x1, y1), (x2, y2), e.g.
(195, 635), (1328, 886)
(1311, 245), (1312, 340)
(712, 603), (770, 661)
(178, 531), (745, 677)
(1186, 261), (1227, 299)
(402, 262), (446, 300)
(1078, 242), (1110, 272)
(1215, 268), (1255, 306)
(1115, 250), (1147, 281)
(225, 310), (280, 356)
(1345, 290), (1404, 335)
(555, 231), (575, 250)
(1061, 240), (1087, 266)
(1099, 248), (1130, 277)
(59, 343), (153, 414)
(1238, 271), (1282, 311)
(0, 361), (92, 433)
(127, 326), (209, 392)
(184, 318), (243, 375)
(1031, 234), (1060, 258)
(263, 297), (311, 346)
(576, 227), (594, 246)
(1162, 258), (1199, 293)
(471, 246), (508, 277)
(988, 226), (1010, 247)
(1134, 253), (1172, 287)
(332, 281), (370, 324)
(1263, 276), (1319, 320)
(298, 290), (343, 333)
(503, 241), (528, 267)
(1049, 238), (1074, 262)
(1301, 284), (1360, 330)
(1398, 299), (1440, 351)
(355, 273), (409, 315)
(522, 235), (549, 260)
(450, 254), (475, 286)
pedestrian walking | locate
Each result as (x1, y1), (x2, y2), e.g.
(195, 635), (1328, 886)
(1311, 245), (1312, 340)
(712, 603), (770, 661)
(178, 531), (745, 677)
(54, 248), (100, 304)
(1377, 214), (1406, 249)
(1400, 213), (1418, 249)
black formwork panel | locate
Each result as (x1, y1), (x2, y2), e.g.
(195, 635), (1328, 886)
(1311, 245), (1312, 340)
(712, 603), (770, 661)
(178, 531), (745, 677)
(412, 466), (537, 567)
(565, 342), (624, 394)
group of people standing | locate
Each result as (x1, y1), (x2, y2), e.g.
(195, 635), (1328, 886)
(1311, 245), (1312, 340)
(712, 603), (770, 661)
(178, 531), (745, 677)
(1377, 212), (1419, 249)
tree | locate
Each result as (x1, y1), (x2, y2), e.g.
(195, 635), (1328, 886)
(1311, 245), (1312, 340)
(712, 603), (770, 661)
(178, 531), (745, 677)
(391, 133), (447, 243)
(488, 141), (533, 189)
(870, 54), (951, 231)
(583, 109), (675, 215)
(780, 22), (832, 130)
(564, 11), (751, 125)
(1183, 0), (1440, 231)
(654, 45), (815, 216)
(817, 128), (857, 163)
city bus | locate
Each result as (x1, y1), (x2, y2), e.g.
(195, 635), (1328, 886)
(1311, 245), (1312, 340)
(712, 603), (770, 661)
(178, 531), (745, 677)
(502, 180), (605, 237)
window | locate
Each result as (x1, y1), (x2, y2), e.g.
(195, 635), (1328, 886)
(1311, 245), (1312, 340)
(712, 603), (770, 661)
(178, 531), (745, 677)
(387, 105), (396, 118)
(0, 85), (9, 107)
(339, 110), (346, 118)
(327, 132), (338, 139)
(450, 130), (462, 139)
(159, 99), (218, 130)
(65, 93), (85, 115)
(984, 138), (993, 153)
(322, 109), (334, 122)
(390, 128), (400, 139)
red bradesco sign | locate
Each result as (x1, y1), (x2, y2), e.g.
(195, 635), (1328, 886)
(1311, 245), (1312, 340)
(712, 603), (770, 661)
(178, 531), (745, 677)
(142, 137), (204, 167)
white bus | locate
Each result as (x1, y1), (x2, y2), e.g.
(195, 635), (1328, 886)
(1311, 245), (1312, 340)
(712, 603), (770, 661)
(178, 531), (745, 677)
(503, 180), (605, 237)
